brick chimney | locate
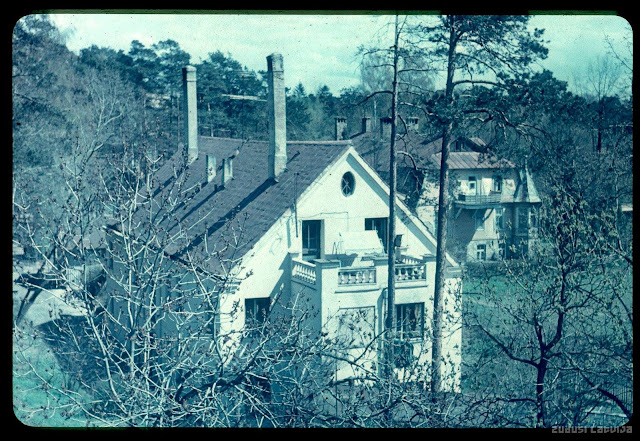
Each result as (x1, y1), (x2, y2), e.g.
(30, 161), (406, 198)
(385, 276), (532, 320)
(182, 66), (198, 163)
(221, 157), (233, 186)
(361, 117), (372, 134)
(380, 117), (392, 139)
(335, 117), (347, 140)
(267, 53), (287, 180)
(206, 154), (216, 183)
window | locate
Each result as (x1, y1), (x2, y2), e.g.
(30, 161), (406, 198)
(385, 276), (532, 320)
(302, 220), (321, 261)
(529, 207), (538, 229)
(516, 239), (529, 257)
(245, 298), (270, 329)
(468, 176), (477, 194)
(498, 241), (506, 259)
(396, 303), (424, 340)
(341, 171), (355, 196)
(365, 217), (388, 253)
(493, 175), (503, 193)
(495, 207), (505, 231)
(516, 206), (538, 235)
(475, 210), (485, 231)
(244, 375), (272, 414)
(476, 244), (487, 261)
(516, 207), (529, 234)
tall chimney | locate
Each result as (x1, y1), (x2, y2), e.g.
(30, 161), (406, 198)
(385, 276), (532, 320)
(267, 53), (287, 180)
(182, 66), (198, 163)
(334, 117), (347, 140)
(221, 157), (233, 186)
(380, 117), (392, 139)
(361, 117), (372, 134)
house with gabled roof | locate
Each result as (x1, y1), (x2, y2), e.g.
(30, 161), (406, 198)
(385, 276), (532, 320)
(103, 54), (463, 389)
(345, 118), (542, 262)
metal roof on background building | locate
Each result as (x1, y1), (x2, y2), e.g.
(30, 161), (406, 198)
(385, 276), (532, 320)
(429, 151), (515, 170)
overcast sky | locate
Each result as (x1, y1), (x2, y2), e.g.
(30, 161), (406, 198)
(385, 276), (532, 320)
(43, 12), (632, 94)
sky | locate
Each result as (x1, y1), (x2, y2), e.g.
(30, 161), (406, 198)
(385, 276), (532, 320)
(41, 12), (632, 95)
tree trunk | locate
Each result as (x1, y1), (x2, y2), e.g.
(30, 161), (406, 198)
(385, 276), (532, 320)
(536, 359), (548, 427)
(385, 14), (401, 378)
(430, 127), (451, 396)
(430, 18), (457, 396)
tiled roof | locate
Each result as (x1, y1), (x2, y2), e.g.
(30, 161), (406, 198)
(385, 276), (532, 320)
(351, 130), (512, 172)
(350, 130), (522, 210)
(132, 136), (350, 274)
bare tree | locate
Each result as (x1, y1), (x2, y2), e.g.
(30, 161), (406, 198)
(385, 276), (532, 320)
(464, 178), (632, 427)
(573, 55), (625, 152)
(605, 20), (633, 97)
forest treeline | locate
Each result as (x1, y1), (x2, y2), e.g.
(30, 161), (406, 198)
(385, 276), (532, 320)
(13, 15), (385, 172)
(13, 14), (632, 195)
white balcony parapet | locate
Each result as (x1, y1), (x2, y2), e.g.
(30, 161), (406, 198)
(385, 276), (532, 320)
(338, 266), (377, 285)
(291, 254), (429, 290)
(394, 262), (426, 282)
(292, 259), (317, 285)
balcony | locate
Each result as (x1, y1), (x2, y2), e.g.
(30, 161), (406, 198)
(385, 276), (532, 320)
(455, 192), (502, 208)
(394, 263), (426, 282)
(338, 266), (377, 285)
(291, 253), (431, 294)
(291, 259), (317, 285)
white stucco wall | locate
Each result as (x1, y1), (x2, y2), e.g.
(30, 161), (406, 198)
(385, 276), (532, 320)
(221, 148), (461, 388)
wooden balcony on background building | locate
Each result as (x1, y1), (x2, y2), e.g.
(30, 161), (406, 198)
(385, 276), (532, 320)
(455, 192), (503, 208)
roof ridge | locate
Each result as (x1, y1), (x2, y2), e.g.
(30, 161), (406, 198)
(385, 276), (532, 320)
(198, 135), (266, 142)
(198, 136), (351, 145)
(288, 140), (351, 145)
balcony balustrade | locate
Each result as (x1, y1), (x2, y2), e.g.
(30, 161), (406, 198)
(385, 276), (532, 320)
(291, 253), (431, 292)
(291, 259), (317, 285)
(338, 267), (376, 285)
(394, 263), (426, 282)
(400, 254), (422, 265)
(455, 192), (502, 207)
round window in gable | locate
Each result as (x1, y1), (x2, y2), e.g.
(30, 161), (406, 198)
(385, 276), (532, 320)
(341, 171), (355, 196)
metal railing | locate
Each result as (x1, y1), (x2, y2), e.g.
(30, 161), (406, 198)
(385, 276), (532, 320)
(456, 193), (502, 205)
